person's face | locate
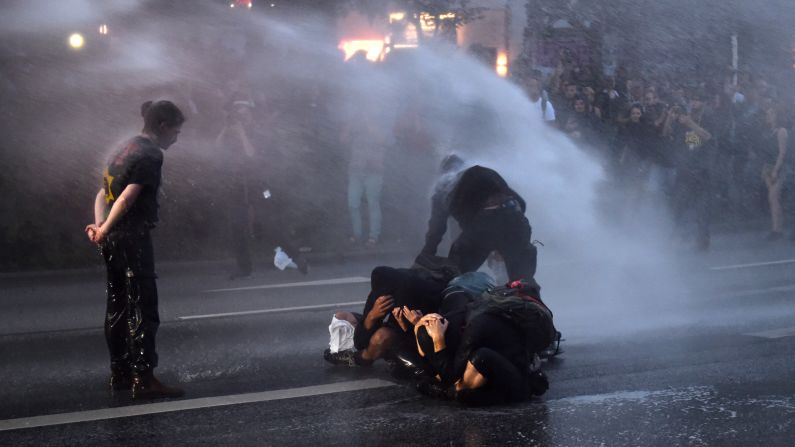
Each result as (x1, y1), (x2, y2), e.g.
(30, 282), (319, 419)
(565, 84), (578, 98)
(644, 93), (656, 106)
(157, 123), (182, 149)
(585, 88), (595, 103)
(630, 107), (642, 122)
(574, 99), (586, 113)
(690, 98), (704, 112)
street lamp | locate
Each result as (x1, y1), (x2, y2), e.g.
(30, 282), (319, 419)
(68, 33), (85, 50)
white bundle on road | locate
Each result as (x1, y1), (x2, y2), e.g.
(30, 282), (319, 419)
(328, 316), (355, 353)
(273, 246), (297, 271)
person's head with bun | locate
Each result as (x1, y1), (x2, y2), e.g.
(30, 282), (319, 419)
(140, 100), (185, 150)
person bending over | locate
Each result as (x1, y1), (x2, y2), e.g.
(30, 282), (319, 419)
(419, 161), (539, 286)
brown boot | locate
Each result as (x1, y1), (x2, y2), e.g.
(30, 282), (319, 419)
(131, 372), (185, 400)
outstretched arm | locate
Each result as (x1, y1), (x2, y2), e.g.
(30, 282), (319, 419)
(420, 192), (449, 256)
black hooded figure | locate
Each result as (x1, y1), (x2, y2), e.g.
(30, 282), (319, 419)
(417, 156), (539, 286)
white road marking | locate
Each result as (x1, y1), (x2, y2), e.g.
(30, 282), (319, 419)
(725, 284), (795, 297)
(710, 259), (795, 271)
(177, 301), (365, 321)
(204, 276), (370, 293)
(0, 379), (395, 432)
(745, 326), (795, 339)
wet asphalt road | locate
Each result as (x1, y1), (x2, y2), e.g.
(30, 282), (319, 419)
(1, 233), (795, 446)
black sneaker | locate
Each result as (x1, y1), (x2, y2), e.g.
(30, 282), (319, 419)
(295, 258), (310, 275)
(527, 370), (549, 397)
(416, 378), (453, 400)
(323, 348), (357, 367)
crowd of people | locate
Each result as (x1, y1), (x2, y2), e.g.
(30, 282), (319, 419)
(516, 57), (793, 249)
(2, 19), (792, 272)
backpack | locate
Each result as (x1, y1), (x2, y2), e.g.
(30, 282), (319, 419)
(467, 280), (556, 355)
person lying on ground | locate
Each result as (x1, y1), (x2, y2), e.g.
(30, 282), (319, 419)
(412, 280), (556, 405)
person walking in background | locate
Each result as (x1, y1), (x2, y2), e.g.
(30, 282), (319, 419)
(84, 100), (185, 399)
(216, 98), (308, 277)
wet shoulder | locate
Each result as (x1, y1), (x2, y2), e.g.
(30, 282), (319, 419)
(133, 136), (163, 162)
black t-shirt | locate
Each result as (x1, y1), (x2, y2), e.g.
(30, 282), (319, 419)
(618, 120), (655, 161)
(671, 112), (717, 172)
(103, 136), (163, 229)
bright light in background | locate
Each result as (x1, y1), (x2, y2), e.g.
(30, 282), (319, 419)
(389, 12), (405, 23)
(496, 51), (508, 77)
(229, 0), (252, 8)
(338, 39), (385, 62)
(68, 33), (85, 49)
(98, 24), (108, 35)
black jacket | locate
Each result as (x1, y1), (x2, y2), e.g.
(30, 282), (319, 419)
(421, 166), (526, 256)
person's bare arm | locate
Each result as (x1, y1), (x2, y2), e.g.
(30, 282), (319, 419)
(87, 184), (143, 243)
(233, 123), (256, 157)
(425, 318), (449, 353)
(662, 111), (675, 137)
(773, 128), (789, 179)
(93, 188), (106, 226)
(364, 295), (394, 331)
(681, 115), (712, 141)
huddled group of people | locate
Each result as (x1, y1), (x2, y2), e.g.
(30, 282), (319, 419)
(517, 60), (793, 249)
(323, 157), (560, 406)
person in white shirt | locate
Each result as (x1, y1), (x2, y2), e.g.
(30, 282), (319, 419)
(523, 77), (556, 123)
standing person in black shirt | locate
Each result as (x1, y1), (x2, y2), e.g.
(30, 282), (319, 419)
(663, 91), (715, 250)
(418, 159), (538, 285)
(85, 100), (185, 399)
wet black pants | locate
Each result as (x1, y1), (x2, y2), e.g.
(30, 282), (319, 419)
(102, 228), (160, 374)
(449, 209), (538, 282)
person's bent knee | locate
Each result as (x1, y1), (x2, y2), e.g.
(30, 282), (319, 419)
(370, 326), (397, 348)
(334, 311), (359, 326)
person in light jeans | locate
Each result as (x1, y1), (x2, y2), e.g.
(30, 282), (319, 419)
(345, 110), (389, 246)
(348, 172), (383, 245)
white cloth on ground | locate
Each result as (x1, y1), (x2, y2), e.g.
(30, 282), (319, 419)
(328, 316), (355, 353)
